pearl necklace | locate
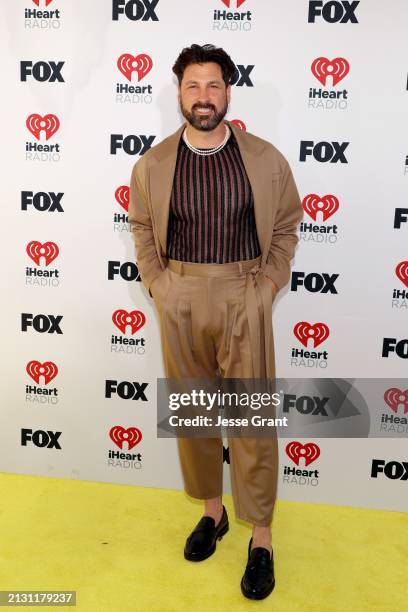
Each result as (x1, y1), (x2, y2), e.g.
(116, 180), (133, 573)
(182, 124), (230, 156)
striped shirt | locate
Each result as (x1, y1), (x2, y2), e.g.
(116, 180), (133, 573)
(166, 131), (261, 263)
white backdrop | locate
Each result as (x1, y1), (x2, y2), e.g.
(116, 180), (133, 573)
(1, 0), (407, 513)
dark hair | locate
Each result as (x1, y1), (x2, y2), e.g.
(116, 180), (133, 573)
(172, 44), (236, 86)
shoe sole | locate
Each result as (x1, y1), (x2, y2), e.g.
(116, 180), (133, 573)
(240, 577), (275, 600)
(184, 522), (229, 562)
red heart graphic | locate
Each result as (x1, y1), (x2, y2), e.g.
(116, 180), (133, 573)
(26, 114), (60, 141)
(395, 261), (408, 288)
(302, 194), (339, 222)
(109, 426), (142, 450)
(26, 241), (59, 266)
(115, 186), (130, 212)
(285, 441), (320, 466)
(230, 119), (246, 131)
(221, 0), (246, 7)
(26, 360), (58, 385)
(384, 388), (408, 414)
(293, 321), (330, 349)
(117, 54), (153, 82)
(311, 57), (350, 86)
(112, 309), (146, 334)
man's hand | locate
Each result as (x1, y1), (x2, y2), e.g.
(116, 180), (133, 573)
(264, 275), (278, 300)
(149, 272), (163, 299)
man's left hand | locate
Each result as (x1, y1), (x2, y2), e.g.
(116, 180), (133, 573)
(264, 275), (278, 300)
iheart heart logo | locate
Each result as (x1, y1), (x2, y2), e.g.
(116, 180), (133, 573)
(26, 241), (59, 266)
(395, 261), (408, 288)
(109, 425), (142, 450)
(221, 0), (246, 7)
(26, 360), (58, 385)
(112, 309), (146, 334)
(294, 322), (330, 348)
(230, 119), (246, 131)
(311, 57), (350, 86)
(285, 441), (320, 466)
(117, 54), (153, 82)
(26, 114), (60, 140)
(32, 0), (53, 5)
(115, 186), (130, 212)
(302, 194), (339, 222)
(384, 388), (408, 414)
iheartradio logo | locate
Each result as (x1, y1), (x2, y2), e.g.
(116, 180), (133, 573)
(26, 114), (59, 141)
(26, 360), (58, 385)
(302, 194), (339, 222)
(32, 0), (53, 5)
(26, 241), (59, 266)
(230, 119), (246, 131)
(115, 186), (129, 212)
(311, 57), (350, 87)
(286, 441), (320, 466)
(294, 322), (330, 349)
(112, 309), (146, 334)
(221, 0), (246, 6)
(396, 261), (408, 288)
(109, 426), (142, 450)
(384, 388), (408, 414)
(117, 54), (153, 82)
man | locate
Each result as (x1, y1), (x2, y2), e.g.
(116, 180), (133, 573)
(128, 44), (302, 600)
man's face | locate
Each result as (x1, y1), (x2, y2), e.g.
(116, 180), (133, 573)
(179, 62), (231, 132)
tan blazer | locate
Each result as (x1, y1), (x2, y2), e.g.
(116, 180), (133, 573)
(128, 120), (303, 297)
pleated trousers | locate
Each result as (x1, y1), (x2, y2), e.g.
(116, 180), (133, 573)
(152, 254), (278, 527)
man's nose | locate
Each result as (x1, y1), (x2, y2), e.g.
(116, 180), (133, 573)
(196, 94), (213, 105)
(196, 86), (213, 100)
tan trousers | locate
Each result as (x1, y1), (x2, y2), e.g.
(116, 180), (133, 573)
(152, 255), (278, 527)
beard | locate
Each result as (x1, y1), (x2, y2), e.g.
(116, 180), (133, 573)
(180, 98), (228, 132)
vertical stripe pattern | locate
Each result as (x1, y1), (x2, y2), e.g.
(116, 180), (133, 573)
(167, 133), (261, 263)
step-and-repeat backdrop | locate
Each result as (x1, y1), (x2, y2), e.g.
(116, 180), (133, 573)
(1, 0), (407, 513)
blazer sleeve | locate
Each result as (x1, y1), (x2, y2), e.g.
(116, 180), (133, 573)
(264, 160), (303, 290)
(128, 159), (163, 297)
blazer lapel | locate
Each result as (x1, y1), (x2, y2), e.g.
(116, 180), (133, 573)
(149, 124), (185, 256)
(227, 121), (272, 265)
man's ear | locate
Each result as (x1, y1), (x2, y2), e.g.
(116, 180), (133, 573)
(226, 84), (231, 104)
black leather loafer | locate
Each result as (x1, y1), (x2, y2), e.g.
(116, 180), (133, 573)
(240, 537), (275, 600)
(184, 505), (229, 561)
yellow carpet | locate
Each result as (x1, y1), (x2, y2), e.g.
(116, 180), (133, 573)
(0, 472), (406, 611)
